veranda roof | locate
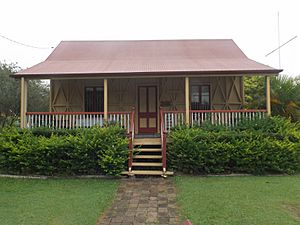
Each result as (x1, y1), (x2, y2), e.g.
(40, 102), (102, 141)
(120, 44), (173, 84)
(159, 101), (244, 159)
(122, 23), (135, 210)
(15, 39), (282, 78)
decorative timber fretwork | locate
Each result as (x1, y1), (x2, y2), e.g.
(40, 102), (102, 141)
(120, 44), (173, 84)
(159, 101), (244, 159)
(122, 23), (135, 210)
(211, 76), (243, 110)
(51, 80), (83, 112)
(108, 79), (135, 112)
(159, 77), (185, 110)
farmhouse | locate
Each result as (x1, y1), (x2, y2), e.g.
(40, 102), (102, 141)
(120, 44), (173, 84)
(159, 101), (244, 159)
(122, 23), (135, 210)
(14, 39), (282, 175)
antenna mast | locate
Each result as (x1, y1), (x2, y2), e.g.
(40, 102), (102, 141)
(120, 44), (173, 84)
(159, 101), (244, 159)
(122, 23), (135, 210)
(277, 11), (281, 68)
(265, 12), (297, 69)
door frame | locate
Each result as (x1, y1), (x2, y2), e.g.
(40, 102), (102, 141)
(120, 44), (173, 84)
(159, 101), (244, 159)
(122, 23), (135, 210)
(137, 85), (158, 134)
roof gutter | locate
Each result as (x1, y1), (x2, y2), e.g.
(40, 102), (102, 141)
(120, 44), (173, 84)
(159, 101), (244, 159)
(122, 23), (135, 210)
(12, 69), (283, 79)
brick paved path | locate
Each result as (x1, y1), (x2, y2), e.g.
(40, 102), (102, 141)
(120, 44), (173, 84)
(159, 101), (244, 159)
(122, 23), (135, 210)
(97, 178), (181, 225)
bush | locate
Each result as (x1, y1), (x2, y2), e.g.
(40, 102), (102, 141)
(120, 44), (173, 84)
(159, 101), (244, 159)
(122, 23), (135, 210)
(168, 117), (300, 175)
(30, 127), (81, 137)
(0, 126), (129, 176)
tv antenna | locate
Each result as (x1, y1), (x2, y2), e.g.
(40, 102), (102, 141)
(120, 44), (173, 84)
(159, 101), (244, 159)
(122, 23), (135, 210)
(265, 12), (297, 68)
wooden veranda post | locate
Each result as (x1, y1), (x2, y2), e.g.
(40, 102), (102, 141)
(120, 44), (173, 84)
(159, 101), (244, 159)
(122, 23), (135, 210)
(185, 77), (190, 125)
(104, 78), (108, 120)
(266, 76), (271, 115)
(20, 77), (28, 128)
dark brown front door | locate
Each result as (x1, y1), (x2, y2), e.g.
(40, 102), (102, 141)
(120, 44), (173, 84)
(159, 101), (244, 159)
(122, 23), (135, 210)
(138, 86), (157, 133)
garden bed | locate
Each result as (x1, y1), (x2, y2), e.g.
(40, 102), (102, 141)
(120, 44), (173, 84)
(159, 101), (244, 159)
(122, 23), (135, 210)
(168, 117), (300, 175)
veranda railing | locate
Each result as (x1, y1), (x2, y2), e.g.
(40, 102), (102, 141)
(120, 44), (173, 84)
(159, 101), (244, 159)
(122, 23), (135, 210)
(26, 111), (132, 133)
(190, 109), (267, 127)
(162, 109), (267, 132)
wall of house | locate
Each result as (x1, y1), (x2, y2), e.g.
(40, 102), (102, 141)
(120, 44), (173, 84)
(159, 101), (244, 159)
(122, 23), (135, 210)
(108, 78), (185, 133)
(50, 79), (103, 112)
(190, 76), (244, 110)
(50, 76), (244, 112)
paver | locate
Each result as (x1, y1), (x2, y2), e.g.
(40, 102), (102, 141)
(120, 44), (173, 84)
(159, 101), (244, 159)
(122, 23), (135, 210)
(96, 178), (181, 225)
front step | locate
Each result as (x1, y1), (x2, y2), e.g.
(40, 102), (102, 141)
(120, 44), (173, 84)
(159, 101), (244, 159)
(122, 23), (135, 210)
(134, 138), (161, 145)
(134, 155), (162, 159)
(135, 148), (162, 152)
(132, 162), (162, 167)
(122, 170), (174, 176)
(125, 137), (173, 176)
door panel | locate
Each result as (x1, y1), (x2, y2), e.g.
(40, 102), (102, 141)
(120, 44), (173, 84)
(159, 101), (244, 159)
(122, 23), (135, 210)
(140, 118), (147, 128)
(148, 87), (156, 112)
(139, 87), (147, 112)
(138, 86), (157, 133)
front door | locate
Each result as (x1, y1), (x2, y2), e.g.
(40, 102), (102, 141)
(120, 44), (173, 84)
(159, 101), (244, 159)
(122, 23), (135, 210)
(138, 86), (157, 133)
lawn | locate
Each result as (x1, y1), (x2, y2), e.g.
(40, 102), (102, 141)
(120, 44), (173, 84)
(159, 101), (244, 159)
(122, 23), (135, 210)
(0, 178), (119, 225)
(175, 175), (300, 225)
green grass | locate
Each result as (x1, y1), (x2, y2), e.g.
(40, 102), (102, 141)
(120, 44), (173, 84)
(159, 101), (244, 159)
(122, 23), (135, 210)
(0, 178), (119, 225)
(175, 175), (300, 225)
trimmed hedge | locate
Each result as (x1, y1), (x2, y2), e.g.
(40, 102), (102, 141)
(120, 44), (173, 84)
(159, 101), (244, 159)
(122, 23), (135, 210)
(168, 117), (300, 175)
(0, 126), (128, 176)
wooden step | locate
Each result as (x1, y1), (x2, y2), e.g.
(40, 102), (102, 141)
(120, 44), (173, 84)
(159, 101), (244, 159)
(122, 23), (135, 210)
(132, 162), (162, 167)
(133, 155), (162, 159)
(122, 170), (174, 176)
(135, 148), (162, 152)
(134, 138), (161, 145)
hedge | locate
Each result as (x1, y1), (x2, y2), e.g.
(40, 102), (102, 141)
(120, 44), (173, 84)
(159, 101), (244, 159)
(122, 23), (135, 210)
(0, 126), (128, 176)
(168, 117), (300, 175)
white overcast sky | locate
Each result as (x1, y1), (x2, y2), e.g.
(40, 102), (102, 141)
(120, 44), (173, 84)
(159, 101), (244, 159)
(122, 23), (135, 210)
(0, 0), (299, 76)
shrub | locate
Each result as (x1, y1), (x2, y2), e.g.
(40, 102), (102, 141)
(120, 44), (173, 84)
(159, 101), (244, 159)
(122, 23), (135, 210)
(80, 126), (128, 176)
(30, 127), (81, 137)
(168, 117), (300, 175)
(0, 126), (129, 176)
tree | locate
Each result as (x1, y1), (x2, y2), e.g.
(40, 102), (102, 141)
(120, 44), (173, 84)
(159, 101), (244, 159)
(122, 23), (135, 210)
(244, 76), (265, 109)
(270, 75), (300, 122)
(0, 62), (50, 126)
(0, 62), (20, 116)
(244, 74), (300, 122)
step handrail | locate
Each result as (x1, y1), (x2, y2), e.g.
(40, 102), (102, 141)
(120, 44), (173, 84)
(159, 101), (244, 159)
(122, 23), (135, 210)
(160, 107), (167, 174)
(128, 107), (135, 173)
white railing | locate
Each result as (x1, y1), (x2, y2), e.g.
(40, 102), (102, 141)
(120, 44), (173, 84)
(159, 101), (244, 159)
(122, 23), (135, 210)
(191, 110), (267, 127)
(163, 110), (185, 133)
(26, 111), (132, 132)
(162, 109), (267, 132)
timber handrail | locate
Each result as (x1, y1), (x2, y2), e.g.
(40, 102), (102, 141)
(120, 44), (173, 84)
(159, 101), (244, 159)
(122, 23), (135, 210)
(26, 111), (131, 115)
(128, 107), (135, 173)
(190, 109), (267, 113)
(160, 107), (167, 174)
(26, 111), (132, 131)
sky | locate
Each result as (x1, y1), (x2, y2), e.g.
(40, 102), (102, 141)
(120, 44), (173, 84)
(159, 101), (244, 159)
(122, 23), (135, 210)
(0, 0), (299, 76)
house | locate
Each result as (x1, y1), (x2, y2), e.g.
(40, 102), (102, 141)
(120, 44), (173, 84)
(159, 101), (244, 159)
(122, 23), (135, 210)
(14, 39), (282, 175)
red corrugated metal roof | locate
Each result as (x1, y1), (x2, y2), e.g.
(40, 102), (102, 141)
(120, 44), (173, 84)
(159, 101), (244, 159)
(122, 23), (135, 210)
(15, 39), (282, 77)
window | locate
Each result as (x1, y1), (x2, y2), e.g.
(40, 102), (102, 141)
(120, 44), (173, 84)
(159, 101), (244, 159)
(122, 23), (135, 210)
(191, 85), (211, 110)
(85, 87), (104, 112)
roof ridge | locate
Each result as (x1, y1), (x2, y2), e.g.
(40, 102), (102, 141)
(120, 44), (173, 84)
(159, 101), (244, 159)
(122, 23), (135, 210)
(60, 39), (234, 43)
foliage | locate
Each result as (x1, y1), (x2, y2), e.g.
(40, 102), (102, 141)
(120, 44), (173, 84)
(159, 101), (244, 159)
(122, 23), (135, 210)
(0, 126), (129, 176)
(271, 75), (300, 122)
(80, 126), (128, 176)
(244, 76), (265, 109)
(176, 175), (300, 225)
(0, 63), (20, 127)
(30, 126), (81, 137)
(0, 62), (50, 127)
(0, 178), (118, 225)
(244, 75), (300, 121)
(168, 117), (300, 175)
